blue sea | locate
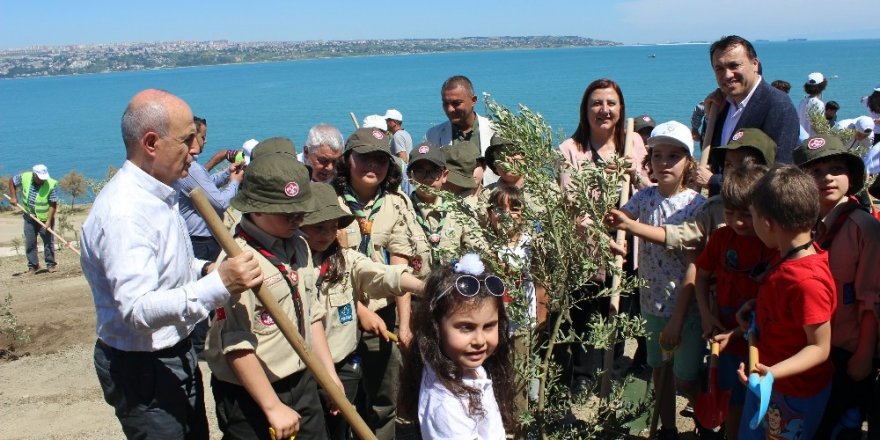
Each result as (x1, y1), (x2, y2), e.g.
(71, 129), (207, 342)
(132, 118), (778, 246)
(2, 39), (878, 192)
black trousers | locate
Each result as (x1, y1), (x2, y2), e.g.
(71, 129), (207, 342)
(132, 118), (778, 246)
(94, 337), (209, 440)
(212, 370), (327, 440)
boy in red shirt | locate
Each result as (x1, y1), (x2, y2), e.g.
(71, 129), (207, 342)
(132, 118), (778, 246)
(694, 163), (774, 439)
(793, 135), (880, 438)
(736, 165), (835, 440)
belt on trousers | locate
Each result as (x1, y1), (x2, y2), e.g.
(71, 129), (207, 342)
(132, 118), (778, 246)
(97, 336), (193, 358)
(189, 235), (217, 242)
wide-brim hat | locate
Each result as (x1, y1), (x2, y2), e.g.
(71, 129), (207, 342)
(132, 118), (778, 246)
(719, 128), (777, 165)
(231, 140), (316, 214)
(409, 142), (446, 168)
(793, 135), (865, 194)
(443, 141), (479, 189)
(485, 134), (516, 175)
(250, 137), (296, 160)
(345, 127), (393, 157)
(302, 182), (355, 229)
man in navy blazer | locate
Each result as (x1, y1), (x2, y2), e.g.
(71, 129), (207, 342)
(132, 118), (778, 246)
(701, 35), (799, 194)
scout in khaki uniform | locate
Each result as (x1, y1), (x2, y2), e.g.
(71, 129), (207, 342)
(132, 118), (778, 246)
(482, 134), (547, 215)
(332, 127), (427, 439)
(205, 139), (342, 440)
(441, 139), (486, 212)
(407, 141), (487, 267)
(299, 182), (426, 439)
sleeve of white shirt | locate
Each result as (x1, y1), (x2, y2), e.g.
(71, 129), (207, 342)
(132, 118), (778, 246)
(96, 213), (229, 332)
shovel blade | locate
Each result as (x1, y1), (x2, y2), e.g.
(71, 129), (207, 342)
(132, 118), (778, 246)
(695, 368), (731, 429)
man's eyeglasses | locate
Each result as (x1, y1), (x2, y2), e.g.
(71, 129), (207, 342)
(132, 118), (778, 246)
(430, 275), (505, 311)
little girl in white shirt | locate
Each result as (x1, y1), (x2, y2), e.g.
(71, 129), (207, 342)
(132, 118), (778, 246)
(400, 253), (515, 439)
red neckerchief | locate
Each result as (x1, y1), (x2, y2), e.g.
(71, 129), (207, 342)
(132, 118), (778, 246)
(818, 196), (861, 250)
(235, 225), (306, 337)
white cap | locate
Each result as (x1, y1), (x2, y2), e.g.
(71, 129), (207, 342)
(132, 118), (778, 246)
(382, 109), (403, 122)
(648, 121), (694, 156)
(32, 164), (50, 180)
(855, 116), (874, 133)
(874, 83), (880, 92)
(807, 72), (825, 84)
(241, 139), (259, 165)
(362, 114), (388, 131)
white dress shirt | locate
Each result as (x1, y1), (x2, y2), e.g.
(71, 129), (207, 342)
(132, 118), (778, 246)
(721, 77), (762, 146)
(80, 160), (230, 352)
(418, 365), (505, 440)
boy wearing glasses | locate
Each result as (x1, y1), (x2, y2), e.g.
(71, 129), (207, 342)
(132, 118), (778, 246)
(408, 142), (487, 267)
(793, 135), (880, 439)
(734, 165), (835, 440)
(692, 163), (773, 437)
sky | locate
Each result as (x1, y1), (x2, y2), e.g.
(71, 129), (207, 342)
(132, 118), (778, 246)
(1, 0), (877, 49)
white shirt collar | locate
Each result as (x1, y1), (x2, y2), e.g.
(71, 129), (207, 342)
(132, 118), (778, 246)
(122, 160), (177, 207)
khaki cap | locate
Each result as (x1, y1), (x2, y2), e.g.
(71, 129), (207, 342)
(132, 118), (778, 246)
(793, 135), (865, 194)
(719, 128), (777, 165)
(443, 141), (479, 189)
(344, 128), (392, 157)
(231, 144), (316, 214)
(302, 182), (355, 228)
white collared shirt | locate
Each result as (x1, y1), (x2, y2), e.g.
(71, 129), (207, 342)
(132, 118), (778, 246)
(81, 161), (230, 352)
(720, 77), (762, 146)
(418, 365), (505, 440)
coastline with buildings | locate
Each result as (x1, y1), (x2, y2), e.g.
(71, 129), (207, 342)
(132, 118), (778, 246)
(0, 36), (620, 79)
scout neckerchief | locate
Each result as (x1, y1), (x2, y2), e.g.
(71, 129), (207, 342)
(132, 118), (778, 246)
(411, 193), (448, 263)
(235, 225), (306, 337)
(343, 186), (386, 257)
(817, 196), (861, 250)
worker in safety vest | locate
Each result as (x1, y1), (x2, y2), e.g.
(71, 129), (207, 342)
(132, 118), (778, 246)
(8, 164), (59, 276)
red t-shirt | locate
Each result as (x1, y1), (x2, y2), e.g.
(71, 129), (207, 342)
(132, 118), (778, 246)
(695, 226), (776, 356)
(755, 246), (835, 398)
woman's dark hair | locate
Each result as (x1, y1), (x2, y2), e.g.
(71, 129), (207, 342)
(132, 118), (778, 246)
(570, 78), (627, 154)
(399, 264), (516, 429)
(770, 80), (791, 94)
(867, 91), (880, 114)
(804, 80), (827, 96)
(332, 151), (403, 196)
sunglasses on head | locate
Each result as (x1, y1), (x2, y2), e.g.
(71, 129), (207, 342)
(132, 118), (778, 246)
(430, 275), (505, 311)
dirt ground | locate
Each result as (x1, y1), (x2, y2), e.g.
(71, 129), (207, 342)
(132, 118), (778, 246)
(0, 208), (697, 440)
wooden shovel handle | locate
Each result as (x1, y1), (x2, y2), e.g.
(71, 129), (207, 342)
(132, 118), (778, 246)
(190, 188), (377, 440)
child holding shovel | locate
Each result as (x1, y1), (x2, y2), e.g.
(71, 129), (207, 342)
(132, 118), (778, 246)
(735, 165), (835, 440)
(299, 182), (426, 438)
(693, 163), (774, 439)
(204, 139), (343, 440)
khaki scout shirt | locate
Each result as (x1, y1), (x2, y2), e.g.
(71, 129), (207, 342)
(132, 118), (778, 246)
(338, 191), (428, 310)
(316, 248), (411, 363)
(663, 195), (726, 252)
(410, 194), (488, 267)
(816, 200), (880, 353)
(206, 218), (323, 385)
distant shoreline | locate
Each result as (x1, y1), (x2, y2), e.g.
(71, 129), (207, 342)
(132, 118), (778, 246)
(0, 36), (621, 80)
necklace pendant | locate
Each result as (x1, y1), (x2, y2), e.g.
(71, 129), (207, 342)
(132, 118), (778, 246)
(430, 233), (441, 244)
(358, 218), (372, 235)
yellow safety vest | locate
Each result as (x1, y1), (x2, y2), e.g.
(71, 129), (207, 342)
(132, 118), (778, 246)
(20, 172), (57, 221)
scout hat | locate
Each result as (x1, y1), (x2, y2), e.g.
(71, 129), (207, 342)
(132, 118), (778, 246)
(484, 134), (517, 175)
(718, 128), (776, 165)
(231, 140), (316, 214)
(302, 182), (355, 229)
(648, 121), (694, 156)
(408, 142), (445, 168)
(443, 141), (479, 189)
(634, 115), (657, 133)
(32, 164), (50, 180)
(793, 135), (865, 194)
(344, 127), (392, 157)
(249, 137), (297, 161)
